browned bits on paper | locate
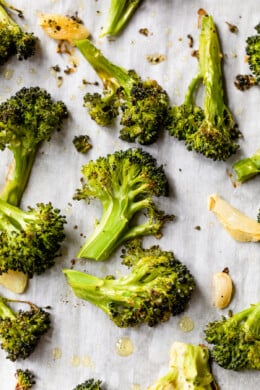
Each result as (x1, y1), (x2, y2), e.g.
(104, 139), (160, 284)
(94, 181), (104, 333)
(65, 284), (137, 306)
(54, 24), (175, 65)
(187, 34), (194, 48)
(226, 21), (239, 33)
(146, 54), (166, 64)
(139, 28), (149, 36)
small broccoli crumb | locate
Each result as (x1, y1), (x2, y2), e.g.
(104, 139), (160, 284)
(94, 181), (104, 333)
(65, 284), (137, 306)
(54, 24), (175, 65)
(73, 135), (92, 154)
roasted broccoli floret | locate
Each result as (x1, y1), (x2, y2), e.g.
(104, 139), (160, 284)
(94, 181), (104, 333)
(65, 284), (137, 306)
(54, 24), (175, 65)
(100, 0), (143, 38)
(0, 295), (50, 361)
(167, 13), (240, 161)
(0, 199), (66, 277)
(76, 39), (170, 145)
(73, 148), (173, 261)
(204, 301), (260, 370)
(0, 86), (68, 206)
(148, 342), (218, 390)
(0, 0), (38, 65)
(63, 240), (195, 328)
(233, 148), (260, 182)
(15, 368), (35, 390)
(234, 23), (260, 90)
(72, 378), (103, 390)
(73, 135), (92, 154)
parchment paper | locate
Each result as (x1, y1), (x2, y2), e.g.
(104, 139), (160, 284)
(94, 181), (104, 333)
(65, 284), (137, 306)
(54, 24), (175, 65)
(0, 1), (259, 389)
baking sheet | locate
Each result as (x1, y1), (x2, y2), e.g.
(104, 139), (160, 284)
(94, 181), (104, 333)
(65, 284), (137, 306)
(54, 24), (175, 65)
(0, 0), (260, 389)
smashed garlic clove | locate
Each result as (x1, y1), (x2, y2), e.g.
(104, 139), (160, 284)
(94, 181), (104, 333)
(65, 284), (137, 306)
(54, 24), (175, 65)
(213, 271), (233, 309)
(38, 14), (90, 45)
(0, 270), (28, 294)
(208, 193), (260, 242)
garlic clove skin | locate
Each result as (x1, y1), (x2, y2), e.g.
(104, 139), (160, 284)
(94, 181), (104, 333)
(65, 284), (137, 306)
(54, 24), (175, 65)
(213, 271), (233, 309)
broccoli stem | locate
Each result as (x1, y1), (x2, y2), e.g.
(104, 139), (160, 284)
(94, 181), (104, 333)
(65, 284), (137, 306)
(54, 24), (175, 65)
(77, 201), (130, 260)
(199, 15), (232, 127)
(0, 296), (16, 320)
(75, 39), (133, 93)
(0, 198), (39, 233)
(0, 149), (36, 206)
(100, 0), (142, 37)
(0, 1), (20, 28)
(233, 149), (260, 182)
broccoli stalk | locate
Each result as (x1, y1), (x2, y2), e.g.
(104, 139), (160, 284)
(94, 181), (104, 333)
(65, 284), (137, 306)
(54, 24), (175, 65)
(0, 198), (66, 277)
(73, 148), (173, 261)
(0, 0), (38, 65)
(0, 86), (68, 207)
(148, 342), (218, 390)
(72, 379), (103, 390)
(64, 240), (195, 328)
(233, 148), (260, 182)
(234, 23), (260, 90)
(100, 0), (143, 38)
(168, 13), (240, 161)
(76, 39), (170, 145)
(15, 369), (35, 390)
(205, 301), (260, 370)
(0, 295), (50, 361)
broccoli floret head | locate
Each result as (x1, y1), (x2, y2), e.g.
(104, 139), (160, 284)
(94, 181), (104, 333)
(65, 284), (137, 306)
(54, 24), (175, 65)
(73, 378), (103, 390)
(76, 39), (170, 145)
(148, 342), (218, 390)
(0, 295), (50, 361)
(0, 1), (38, 65)
(0, 86), (68, 206)
(73, 135), (92, 154)
(234, 23), (260, 90)
(168, 13), (240, 161)
(0, 199), (66, 277)
(73, 148), (173, 261)
(100, 0), (143, 37)
(257, 209), (260, 223)
(204, 302), (260, 370)
(15, 368), (35, 390)
(64, 240), (195, 328)
(83, 91), (119, 127)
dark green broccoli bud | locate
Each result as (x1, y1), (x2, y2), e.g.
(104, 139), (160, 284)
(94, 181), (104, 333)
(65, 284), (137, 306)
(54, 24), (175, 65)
(72, 378), (103, 390)
(73, 135), (92, 154)
(100, 0), (143, 38)
(234, 23), (260, 90)
(63, 239), (195, 328)
(0, 86), (68, 206)
(257, 210), (260, 223)
(148, 342), (218, 389)
(0, 295), (50, 361)
(204, 301), (260, 370)
(0, 199), (66, 277)
(168, 13), (240, 161)
(15, 368), (35, 390)
(76, 39), (170, 145)
(0, 0), (38, 65)
(73, 148), (173, 261)
(233, 148), (260, 182)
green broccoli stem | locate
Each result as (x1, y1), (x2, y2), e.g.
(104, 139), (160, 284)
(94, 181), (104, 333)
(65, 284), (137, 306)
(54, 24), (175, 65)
(100, 0), (142, 37)
(77, 202), (129, 260)
(0, 149), (36, 206)
(198, 15), (232, 126)
(63, 267), (158, 314)
(0, 1), (20, 29)
(184, 73), (203, 105)
(0, 296), (16, 320)
(233, 149), (260, 182)
(0, 198), (38, 233)
(75, 39), (133, 93)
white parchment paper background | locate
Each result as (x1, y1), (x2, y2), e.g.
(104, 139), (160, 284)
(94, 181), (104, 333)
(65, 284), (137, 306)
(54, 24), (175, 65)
(0, 0), (259, 389)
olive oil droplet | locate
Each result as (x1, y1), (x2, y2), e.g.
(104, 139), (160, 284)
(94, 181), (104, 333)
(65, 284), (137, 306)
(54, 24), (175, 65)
(178, 316), (194, 332)
(116, 337), (134, 357)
